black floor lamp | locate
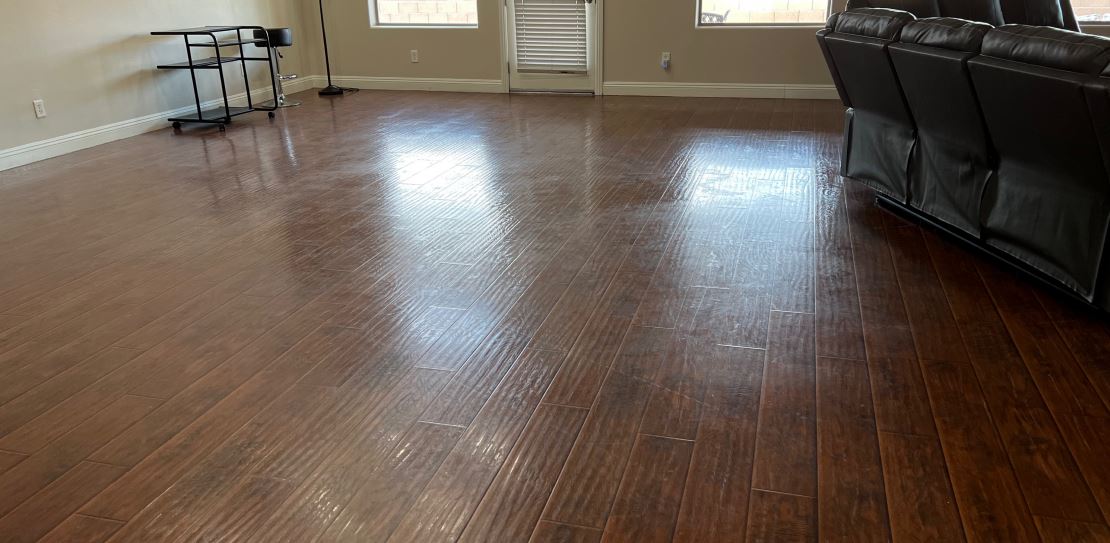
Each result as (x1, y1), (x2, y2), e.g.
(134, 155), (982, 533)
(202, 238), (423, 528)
(318, 0), (345, 96)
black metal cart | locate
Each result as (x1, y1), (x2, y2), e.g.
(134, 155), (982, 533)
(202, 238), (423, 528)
(151, 26), (280, 131)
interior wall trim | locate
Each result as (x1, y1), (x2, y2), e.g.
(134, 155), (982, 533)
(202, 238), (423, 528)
(602, 81), (839, 99)
(3, 76), (837, 172)
(0, 78), (316, 172)
(318, 75), (507, 93)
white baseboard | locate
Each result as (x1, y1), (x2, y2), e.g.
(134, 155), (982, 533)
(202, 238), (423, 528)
(602, 81), (839, 100)
(2, 76), (835, 172)
(0, 78), (316, 172)
(308, 75), (506, 93)
(300, 76), (837, 100)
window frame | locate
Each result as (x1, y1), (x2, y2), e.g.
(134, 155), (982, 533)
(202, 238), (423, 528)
(695, 0), (834, 28)
(369, 0), (480, 29)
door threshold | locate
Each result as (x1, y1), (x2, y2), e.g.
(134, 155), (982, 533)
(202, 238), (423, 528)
(508, 90), (595, 96)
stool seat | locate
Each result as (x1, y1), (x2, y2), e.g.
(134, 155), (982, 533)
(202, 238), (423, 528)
(254, 28), (293, 48)
(253, 27), (300, 108)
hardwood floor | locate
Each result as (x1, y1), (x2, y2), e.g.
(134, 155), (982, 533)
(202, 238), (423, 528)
(0, 90), (1108, 542)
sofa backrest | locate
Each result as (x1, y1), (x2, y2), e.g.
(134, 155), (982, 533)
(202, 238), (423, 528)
(997, 0), (1079, 30)
(981, 24), (1110, 73)
(889, 18), (994, 235)
(846, 0), (940, 18)
(819, 8), (918, 201)
(969, 25), (1110, 294)
(847, 0), (1077, 29)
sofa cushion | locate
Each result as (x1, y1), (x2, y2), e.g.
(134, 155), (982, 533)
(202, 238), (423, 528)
(900, 17), (993, 52)
(833, 8), (917, 40)
(982, 24), (1110, 74)
(846, 0), (941, 18)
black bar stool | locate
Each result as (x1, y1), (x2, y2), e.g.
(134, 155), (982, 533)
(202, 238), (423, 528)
(254, 28), (300, 107)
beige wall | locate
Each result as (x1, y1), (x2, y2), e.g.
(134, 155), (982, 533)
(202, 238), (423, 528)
(0, 0), (306, 150)
(296, 0), (504, 80)
(2, 0), (899, 152)
(295, 0), (832, 85)
(604, 0), (829, 84)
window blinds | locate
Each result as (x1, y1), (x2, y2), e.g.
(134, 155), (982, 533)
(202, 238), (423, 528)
(514, 0), (588, 74)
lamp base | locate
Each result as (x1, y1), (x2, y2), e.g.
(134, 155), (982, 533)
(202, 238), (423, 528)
(319, 84), (345, 96)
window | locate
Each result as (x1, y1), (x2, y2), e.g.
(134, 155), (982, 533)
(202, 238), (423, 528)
(1076, 0), (1110, 23)
(372, 0), (479, 26)
(698, 0), (831, 25)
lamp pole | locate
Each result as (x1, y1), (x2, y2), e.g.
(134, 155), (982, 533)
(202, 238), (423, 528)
(318, 0), (344, 96)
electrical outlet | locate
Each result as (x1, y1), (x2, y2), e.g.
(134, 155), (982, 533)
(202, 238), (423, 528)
(32, 99), (47, 119)
(661, 52), (671, 71)
(410, 49), (419, 63)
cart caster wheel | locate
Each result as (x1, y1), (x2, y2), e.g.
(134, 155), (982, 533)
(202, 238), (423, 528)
(268, 111), (276, 119)
(172, 122), (182, 130)
(218, 124), (227, 132)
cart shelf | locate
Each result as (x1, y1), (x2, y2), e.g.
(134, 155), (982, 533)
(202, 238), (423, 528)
(156, 56), (243, 70)
(151, 25), (278, 130)
(188, 38), (268, 48)
(171, 106), (254, 122)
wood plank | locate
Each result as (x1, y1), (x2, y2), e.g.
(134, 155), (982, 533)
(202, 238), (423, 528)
(816, 357), (890, 542)
(0, 394), (159, 518)
(745, 489), (816, 542)
(1053, 318), (1110, 413)
(1054, 414), (1110, 526)
(37, 514), (123, 543)
(543, 272), (653, 408)
(0, 347), (142, 440)
(0, 461), (126, 543)
(886, 226), (969, 362)
(867, 356), (937, 436)
(751, 311), (817, 498)
(532, 521), (603, 543)
(245, 367), (455, 542)
(688, 284), (771, 349)
(920, 358), (1040, 541)
(0, 451), (25, 475)
(639, 338), (713, 441)
(76, 326), (361, 521)
(673, 346), (764, 542)
(530, 239), (631, 353)
(925, 233), (1106, 522)
(877, 431), (965, 542)
(86, 300), (339, 467)
(813, 104), (866, 361)
(845, 186), (917, 360)
(601, 434), (694, 543)
(128, 269), (347, 399)
(460, 404), (588, 542)
(1035, 516), (1110, 542)
(389, 347), (565, 542)
(320, 421), (465, 542)
(96, 382), (344, 540)
(542, 326), (672, 529)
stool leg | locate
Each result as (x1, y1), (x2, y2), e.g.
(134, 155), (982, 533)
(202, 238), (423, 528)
(271, 48), (301, 108)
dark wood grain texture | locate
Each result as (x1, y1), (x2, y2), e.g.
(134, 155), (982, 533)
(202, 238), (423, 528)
(0, 93), (1105, 542)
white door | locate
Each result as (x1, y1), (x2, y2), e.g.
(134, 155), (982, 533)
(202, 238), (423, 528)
(505, 0), (599, 93)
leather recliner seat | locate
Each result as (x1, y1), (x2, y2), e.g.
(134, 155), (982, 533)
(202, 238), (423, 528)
(888, 18), (994, 236)
(817, 0), (1110, 309)
(969, 25), (1110, 302)
(818, 8), (917, 202)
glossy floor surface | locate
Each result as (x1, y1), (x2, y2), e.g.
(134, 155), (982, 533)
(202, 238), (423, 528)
(1, 91), (1109, 543)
